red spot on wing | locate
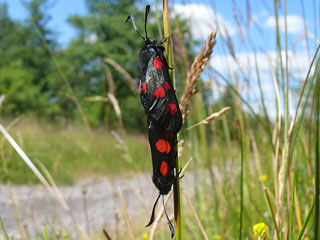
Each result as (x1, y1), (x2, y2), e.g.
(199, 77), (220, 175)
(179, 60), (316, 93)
(154, 87), (165, 98)
(143, 81), (147, 94)
(139, 79), (142, 93)
(160, 161), (168, 176)
(155, 139), (171, 154)
(166, 103), (177, 115)
(165, 81), (171, 90)
(152, 57), (164, 70)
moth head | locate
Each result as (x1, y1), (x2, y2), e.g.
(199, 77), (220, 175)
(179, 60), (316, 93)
(126, 5), (171, 51)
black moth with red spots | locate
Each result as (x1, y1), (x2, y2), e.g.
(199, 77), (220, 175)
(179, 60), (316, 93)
(126, 5), (182, 238)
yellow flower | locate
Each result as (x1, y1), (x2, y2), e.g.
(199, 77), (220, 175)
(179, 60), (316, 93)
(142, 233), (148, 240)
(213, 234), (223, 239)
(259, 174), (268, 181)
(253, 222), (267, 239)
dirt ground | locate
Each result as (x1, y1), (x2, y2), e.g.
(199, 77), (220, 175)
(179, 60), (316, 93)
(0, 174), (158, 238)
(0, 173), (195, 239)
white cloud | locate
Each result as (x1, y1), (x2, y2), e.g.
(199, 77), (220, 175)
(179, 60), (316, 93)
(265, 15), (304, 34)
(210, 50), (310, 81)
(172, 3), (236, 39)
(209, 50), (311, 119)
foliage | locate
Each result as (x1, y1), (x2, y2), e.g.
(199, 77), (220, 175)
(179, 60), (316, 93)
(0, 0), (194, 131)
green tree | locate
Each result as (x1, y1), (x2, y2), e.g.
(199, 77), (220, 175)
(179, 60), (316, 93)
(51, 0), (158, 129)
(0, 0), (58, 117)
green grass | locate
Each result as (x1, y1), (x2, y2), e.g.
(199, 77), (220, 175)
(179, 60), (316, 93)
(1, 0), (320, 239)
(0, 119), (150, 184)
(0, 119), (197, 185)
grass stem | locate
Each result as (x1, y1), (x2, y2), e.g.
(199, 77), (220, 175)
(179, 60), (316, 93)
(162, 1), (183, 239)
(0, 216), (9, 240)
(314, 61), (320, 239)
(297, 199), (315, 240)
(264, 188), (281, 240)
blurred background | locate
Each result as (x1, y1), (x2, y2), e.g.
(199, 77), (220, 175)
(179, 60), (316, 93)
(0, 0), (319, 239)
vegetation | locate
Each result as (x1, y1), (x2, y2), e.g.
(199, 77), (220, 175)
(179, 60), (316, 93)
(0, 0), (319, 239)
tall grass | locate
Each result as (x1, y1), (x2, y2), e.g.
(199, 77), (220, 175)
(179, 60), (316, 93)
(1, 0), (320, 239)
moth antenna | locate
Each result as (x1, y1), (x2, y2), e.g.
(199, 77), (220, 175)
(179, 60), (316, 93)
(157, 34), (173, 46)
(145, 5), (150, 40)
(162, 195), (175, 238)
(125, 15), (145, 40)
(145, 193), (161, 227)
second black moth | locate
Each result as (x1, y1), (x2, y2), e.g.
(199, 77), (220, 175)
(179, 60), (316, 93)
(126, 5), (183, 239)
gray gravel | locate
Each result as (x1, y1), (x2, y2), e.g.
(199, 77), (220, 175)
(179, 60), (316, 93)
(0, 173), (196, 239)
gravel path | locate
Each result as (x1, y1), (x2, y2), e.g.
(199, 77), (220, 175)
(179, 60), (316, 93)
(0, 173), (195, 239)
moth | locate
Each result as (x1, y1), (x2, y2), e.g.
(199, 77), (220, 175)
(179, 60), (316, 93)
(126, 5), (183, 238)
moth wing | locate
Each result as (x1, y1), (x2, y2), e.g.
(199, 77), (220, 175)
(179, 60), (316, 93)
(144, 56), (182, 133)
(147, 120), (177, 194)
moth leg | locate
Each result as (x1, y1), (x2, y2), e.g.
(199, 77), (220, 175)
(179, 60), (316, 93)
(162, 55), (174, 69)
(178, 167), (184, 179)
(174, 167), (184, 179)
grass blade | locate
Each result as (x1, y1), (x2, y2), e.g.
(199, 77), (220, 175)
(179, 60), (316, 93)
(162, 1), (183, 239)
(314, 62), (320, 239)
(297, 199), (315, 240)
(0, 216), (9, 240)
(289, 163), (296, 240)
(42, 226), (49, 240)
(264, 188), (281, 240)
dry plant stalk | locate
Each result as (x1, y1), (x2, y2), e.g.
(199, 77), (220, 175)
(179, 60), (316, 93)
(177, 139), (184, 158)
(84, 96), (109, 102)
(186, 107), (230, 130)
(103, 229), (112, 240)
(111, 130), (132, 162)
(104, 57), (138, 93)
(118, 186), (136, 240)
(181, 187), (209, 240)
(0, 94), (5, 107)
(179, 31), (217, 121)
(105, 69), (125, 131)
(0, 124), (89, 239)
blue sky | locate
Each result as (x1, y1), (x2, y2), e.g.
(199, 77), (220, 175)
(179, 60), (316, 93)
(2, 0), (319, 118)
(2, 0), (87, 46)
(2, 0), (318, 49)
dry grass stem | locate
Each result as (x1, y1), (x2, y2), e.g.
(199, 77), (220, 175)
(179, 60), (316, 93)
(186, 107), (230, 130)
(83, 96), (109, 102)
(267, 53), (282, 236)
(178, 140), (184, 158)
(288, 44), (320, 138)
(65, 93), (103, 160)
(149, 157), (192, 240)
(106, 68), (116, 94)
(103, 229), (112, 240)
(0, 95), (5, 107)
(181, 187), (209, 240)
(111, 130), (132, 162)
(105, 69), (125, 131)
(118, 186), (135, 240)
(30, 19), (102, 163)
(0, 124), (53, 196)
(0, 124), (89, 239)
(107, 93), (122, 123)
(104, 58), (138, 93)
(180, 31), (217, 121)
